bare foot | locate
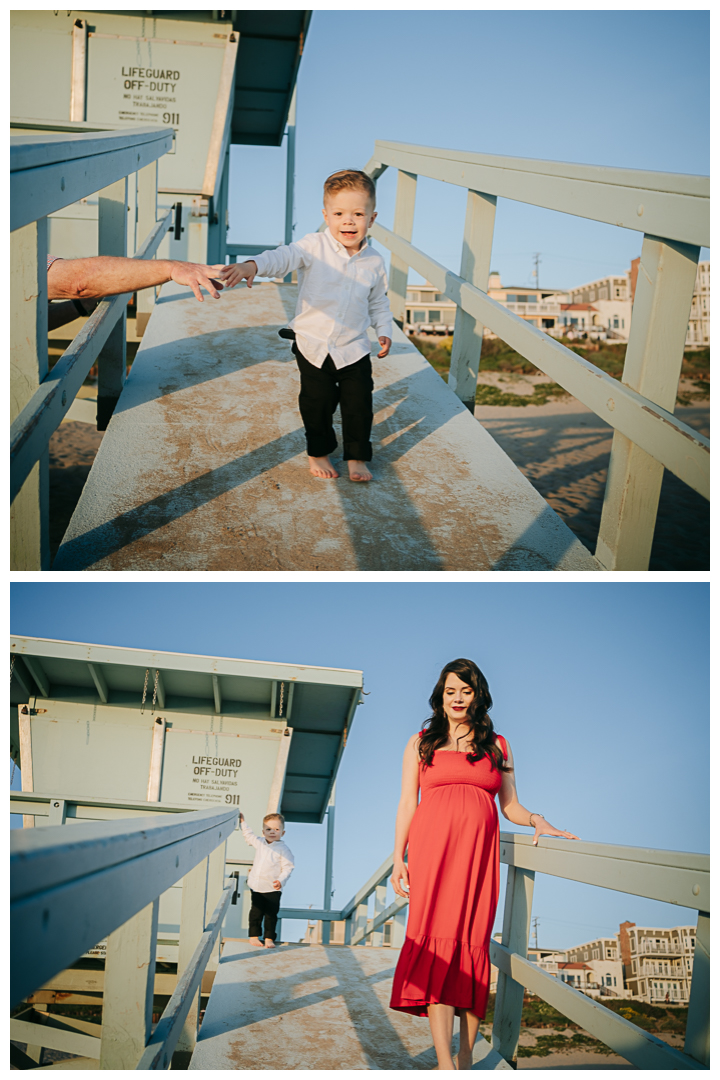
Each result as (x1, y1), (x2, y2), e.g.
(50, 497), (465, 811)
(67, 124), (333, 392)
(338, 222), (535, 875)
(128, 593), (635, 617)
(348, 460), (373, 481)
(250, 937), (264, 947)
(308, 455), (339, 479)
(264, 939), (276, 949)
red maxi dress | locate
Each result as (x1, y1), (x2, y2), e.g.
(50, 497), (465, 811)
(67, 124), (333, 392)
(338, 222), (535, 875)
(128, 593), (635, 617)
(390, 735), (508, 1018)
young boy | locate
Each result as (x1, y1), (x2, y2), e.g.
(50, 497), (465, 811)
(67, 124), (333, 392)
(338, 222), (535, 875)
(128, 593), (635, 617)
(239, 811), (295, 949)
(221, 169), (393, 481)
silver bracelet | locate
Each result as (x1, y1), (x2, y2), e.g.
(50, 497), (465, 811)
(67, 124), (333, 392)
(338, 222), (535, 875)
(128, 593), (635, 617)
(529, 813), (545, 828)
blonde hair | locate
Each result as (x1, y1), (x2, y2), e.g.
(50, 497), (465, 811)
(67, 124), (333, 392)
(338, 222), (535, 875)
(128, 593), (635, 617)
(263, 812), (285, 827)
(323, 169), (376, 208)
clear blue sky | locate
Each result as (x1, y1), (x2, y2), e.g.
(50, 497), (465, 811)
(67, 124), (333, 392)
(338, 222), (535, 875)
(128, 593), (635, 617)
(228, 9), (709, 290)
(11, 582), (708, 948)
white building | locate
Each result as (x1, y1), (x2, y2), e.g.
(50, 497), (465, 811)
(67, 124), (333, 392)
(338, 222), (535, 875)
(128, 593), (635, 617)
(405, 283), (456, 335)
(686, 261), (710, 347)
(562, 273), (632, 341)
(564, 936), (624, 998)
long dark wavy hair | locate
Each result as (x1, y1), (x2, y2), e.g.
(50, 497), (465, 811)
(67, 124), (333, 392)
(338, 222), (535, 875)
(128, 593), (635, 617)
(418, 658), (510, 772)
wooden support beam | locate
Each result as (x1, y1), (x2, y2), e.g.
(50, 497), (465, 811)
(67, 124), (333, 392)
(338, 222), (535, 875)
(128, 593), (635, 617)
(146, 716), (167, 801)
(595, 235), (701, 570)
(135, 160), (158, 336)
(23, 655), (50, 698)
(684, 911), (709, 1066)
(448, 189), (496, 411)
(492, 865), (535, 1067)
(387, 170), (417, 324)
(100, 900), (158, 1068)
(87, 663), (108, 703)
(96, 176), (128, 430)
(212, 674), (222, 714)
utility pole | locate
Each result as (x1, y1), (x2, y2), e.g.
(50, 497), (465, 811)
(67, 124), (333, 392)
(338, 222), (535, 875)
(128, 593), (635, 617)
(532, 916), (539, 949)
(533, 252), (541, 291)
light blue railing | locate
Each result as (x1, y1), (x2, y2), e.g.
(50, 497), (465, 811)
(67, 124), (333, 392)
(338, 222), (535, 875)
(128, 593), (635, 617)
(10, 123), (174, 569)
(365, 140), (709, 571)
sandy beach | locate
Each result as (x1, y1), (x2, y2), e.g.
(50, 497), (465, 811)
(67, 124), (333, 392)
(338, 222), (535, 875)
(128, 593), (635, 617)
(49, 391), (709, 570)
(474, 395), (709, 571)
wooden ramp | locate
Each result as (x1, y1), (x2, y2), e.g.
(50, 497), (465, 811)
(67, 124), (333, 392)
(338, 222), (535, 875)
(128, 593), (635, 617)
(189, 940), (512, 1070)
(53, 282), (600, 571)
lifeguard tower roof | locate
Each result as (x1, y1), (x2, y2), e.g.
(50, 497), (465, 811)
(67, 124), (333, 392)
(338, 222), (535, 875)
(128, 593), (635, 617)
(10, 636), (363, 824)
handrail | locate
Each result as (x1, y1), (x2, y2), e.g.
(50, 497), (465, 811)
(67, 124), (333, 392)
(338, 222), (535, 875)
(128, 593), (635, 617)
(10, 207), (173, 502)
(364, 139), (710, 571)
(369, 224), (709, 502)
(340, 833), (709, 1069)
(367, 140), (709, 247)
(10, 789), (197, 823)
(11, 124), (174, 570)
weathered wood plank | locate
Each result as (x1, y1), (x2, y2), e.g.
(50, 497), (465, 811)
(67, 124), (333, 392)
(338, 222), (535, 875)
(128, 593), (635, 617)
(136, 886), (232, 1070)
(374, 141), (709, 247)
(100, 900), (158, 1068)
(492, 867), (535, 1066)
(10, 1017), (101, 1059)
(448, 189), (496, 411)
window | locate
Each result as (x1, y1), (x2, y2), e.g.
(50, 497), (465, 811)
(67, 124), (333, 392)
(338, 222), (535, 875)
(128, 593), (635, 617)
(406, 310), (412, 323)
(621, 319), (625, 329)
(428, 310), (441, 322)
(413, 311), (426, 323)
(613, 318), (619, 328)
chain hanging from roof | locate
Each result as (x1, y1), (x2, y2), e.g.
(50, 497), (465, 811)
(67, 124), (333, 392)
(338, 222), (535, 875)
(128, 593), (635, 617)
(10, 655), (17, 784)
(278, 681), (285, 718)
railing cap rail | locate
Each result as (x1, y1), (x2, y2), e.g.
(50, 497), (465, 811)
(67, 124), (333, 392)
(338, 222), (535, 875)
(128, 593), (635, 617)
(10, 790), (196, 814)
(10, 125), (175, 173)
(374, 139), (710, 199)
(10, 806), (238, 902)
(501, 830), (709, 873)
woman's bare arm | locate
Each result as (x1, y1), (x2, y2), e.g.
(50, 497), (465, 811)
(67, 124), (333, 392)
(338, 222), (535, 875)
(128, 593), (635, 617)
(389, 735), (421, 897)
(498, 740), (579, 845)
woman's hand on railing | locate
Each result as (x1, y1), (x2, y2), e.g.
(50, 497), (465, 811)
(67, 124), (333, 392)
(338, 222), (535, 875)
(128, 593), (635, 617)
(390, 860), (409, 898)
(532, 817), (580, 846)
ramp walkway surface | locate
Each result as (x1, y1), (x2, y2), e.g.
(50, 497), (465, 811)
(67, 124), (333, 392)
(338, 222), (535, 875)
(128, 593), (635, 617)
(53, 282), (600, 571)
(189, 940), (511, 1070)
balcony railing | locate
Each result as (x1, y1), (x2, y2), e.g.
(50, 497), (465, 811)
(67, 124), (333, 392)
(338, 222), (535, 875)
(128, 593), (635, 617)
(334, 833), (709, 1069)
(10, 796), (237, 1069)
(364, 140), (709, 571)
(10, 123), (174, 570)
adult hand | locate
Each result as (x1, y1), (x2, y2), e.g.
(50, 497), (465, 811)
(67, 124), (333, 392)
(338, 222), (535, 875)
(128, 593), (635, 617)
(390, 860), (409, 898)
(170, 261), (227, 301)
(532, 818), (580, 846)
(377, 336), (391, 358)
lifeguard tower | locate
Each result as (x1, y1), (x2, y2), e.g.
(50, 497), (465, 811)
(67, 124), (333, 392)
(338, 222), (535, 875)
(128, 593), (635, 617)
(10, 635), (709, 1069)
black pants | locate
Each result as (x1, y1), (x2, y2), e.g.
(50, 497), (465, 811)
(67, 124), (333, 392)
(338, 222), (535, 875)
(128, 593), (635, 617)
(249, 889), (281, 941)
(294, 345), (374, 461)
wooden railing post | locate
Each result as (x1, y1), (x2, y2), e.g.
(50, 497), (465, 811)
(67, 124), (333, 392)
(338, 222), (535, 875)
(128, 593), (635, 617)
(448, 189), (497, 411)
(683, 911), (709, 1066)
(205, 842), (226, 977)
(97, 176), (128, 430)
(595, 234), (700, 569)
(492, 866), (535, 1068)
(371, 881), (387, 946)
(10, 217), (49, 570)
(100, 899), (158, 1068)
(135, 161), (158, 337)
(173, 857), (208, 1067)
(390, 902), (407, 949)
(387, 169), (417, 325)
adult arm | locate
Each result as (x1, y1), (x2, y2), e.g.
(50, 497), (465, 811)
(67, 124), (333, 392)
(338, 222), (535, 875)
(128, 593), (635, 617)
(389, 734), (421, 897)
(47, 256), (226, 303)
(497, 740), (580, 845)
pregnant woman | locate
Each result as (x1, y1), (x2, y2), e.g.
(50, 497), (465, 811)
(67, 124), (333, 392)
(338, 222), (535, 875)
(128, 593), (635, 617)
(389, 659), (578, 1070)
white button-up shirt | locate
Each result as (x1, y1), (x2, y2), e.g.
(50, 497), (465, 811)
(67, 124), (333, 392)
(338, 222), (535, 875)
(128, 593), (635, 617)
(241, 821), (295, 893)
(252, 230), (394, 370)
